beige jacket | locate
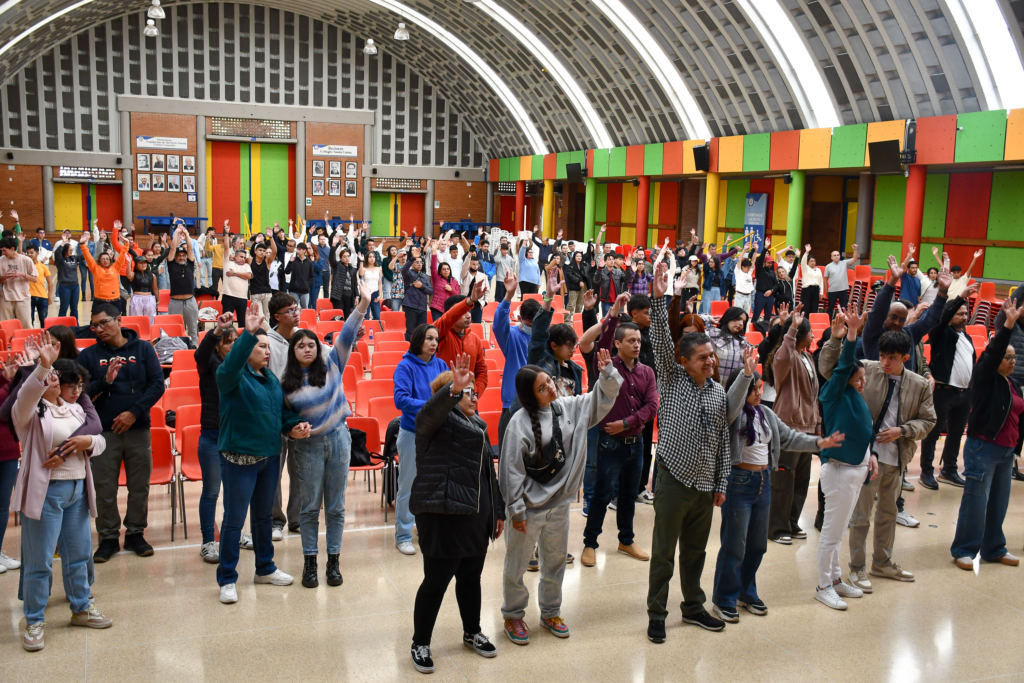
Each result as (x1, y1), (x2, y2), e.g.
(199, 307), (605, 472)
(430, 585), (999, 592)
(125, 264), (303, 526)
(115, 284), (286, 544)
(818, 335), (936, 466)
(772, 325), (821, 434)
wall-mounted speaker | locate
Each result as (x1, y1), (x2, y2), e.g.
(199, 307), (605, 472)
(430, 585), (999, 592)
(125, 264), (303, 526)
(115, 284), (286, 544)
(692, 144), (710, 172)
(566, 163), (584, 184)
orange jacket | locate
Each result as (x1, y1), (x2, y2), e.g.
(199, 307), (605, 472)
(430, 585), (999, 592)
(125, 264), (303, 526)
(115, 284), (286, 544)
(433, 298), (489, 396)
(81, 233), (128, 301)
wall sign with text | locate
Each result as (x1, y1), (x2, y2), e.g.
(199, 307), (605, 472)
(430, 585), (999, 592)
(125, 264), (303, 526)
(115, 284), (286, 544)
(136, 136), (189, 150)
(312, 144), (358, 157)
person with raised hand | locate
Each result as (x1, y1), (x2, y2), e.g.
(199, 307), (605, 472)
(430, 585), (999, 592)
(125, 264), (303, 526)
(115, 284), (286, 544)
(11, 333), (109, 652)
(214, 303), (311, 605)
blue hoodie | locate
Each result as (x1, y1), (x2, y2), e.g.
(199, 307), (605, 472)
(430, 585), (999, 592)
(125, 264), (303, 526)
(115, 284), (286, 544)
(492, 299), (531, 409)
(394, 351), (449, 432)
(77, 328), (165, 431)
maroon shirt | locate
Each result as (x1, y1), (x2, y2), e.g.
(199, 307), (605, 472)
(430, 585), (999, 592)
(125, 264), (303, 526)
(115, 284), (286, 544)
(596, 316), (658, 436)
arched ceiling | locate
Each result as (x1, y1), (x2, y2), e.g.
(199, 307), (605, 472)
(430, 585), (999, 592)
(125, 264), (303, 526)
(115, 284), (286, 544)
(1, 0), (1023, 158)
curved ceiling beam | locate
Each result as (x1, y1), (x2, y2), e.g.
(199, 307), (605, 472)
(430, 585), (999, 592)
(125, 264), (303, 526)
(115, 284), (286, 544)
(366, 0), (547, 154)
(0, 0), (94, 58)
(947, 0), (1024, 110)
(585, 0), (711, 140)
(472, 0), (613, 149)
(731, 0), (840, 129)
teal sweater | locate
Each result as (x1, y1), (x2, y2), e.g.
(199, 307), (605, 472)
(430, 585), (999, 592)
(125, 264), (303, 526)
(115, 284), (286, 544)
(818, 337), (874, 465)
(217, 331), (303, 457)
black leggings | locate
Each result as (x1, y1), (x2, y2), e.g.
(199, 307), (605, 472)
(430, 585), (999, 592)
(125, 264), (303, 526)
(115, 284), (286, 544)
(519, 282), (539, 297)
(826, 290), (848, 319)
(404, 306), (428, 341)
(801, 285), (820, 314)
(413, 554), (486, 646)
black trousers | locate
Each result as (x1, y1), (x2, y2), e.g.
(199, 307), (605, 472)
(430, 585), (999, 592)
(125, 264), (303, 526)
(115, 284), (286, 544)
(413, 554), (486, 646)
(826, 290), (848, 319)
(638, 420), (655, 496)
(494, 282), (507, 303)
(211, 267), (223, 295)
(331, 294), (355, 320)
(404, 306), (428, 341)
(768, 449), (812, 540)
(920, 385), (971, 476)
(520, 282), (539, 297)
(470, 302), (483, 324)
(801, 285), (820, 314)
(222, 294), (248, 323)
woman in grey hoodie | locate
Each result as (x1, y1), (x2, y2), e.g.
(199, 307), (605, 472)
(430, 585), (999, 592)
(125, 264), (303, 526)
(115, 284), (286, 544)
(498, 350), (621, 645)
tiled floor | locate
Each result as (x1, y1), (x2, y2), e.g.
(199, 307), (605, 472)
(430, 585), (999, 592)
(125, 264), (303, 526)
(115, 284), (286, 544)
(3, 444), (1024, 682)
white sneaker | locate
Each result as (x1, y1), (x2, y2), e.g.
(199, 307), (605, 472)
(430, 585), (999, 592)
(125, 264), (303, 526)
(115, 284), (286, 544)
(814, 585), (848, 610)
(220, 584), (238, 604)
(0, 564), (6, 574)
(0, 552), (21, 570)
(254, 569), (293, 586)
(608, 500), (618, 511)
(848, 569), (873, 593)
(395, 540), (416, 556)
(833, 580), (864, 599)
(239, 533), (253, 550)
(638, 490), (654, 505)
(896, 511), (920, 528)
(271, 527), (284, 542)
(200, 542), (220, 564)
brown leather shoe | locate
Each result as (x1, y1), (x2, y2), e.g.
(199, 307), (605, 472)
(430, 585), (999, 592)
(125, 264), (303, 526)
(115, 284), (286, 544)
(581, 547), (596, 567)
(999, 553), (1020, 566)
(617, 543), (650, 561)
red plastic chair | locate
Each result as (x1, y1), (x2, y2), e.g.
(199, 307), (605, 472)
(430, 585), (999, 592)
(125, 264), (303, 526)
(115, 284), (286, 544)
(319, 321), (346, 341)
(169, 370), (199, 388)
(709, 300), (729, 318)
(316, 298), (333, 314)
(745, 331), (763, 345)
(523, 293), (543, 303)
(477, 387), (503, 413)
(321, 308), (346, 321)
(355, 379), (393, 416)
(150, 405), (167, 428)
(480, 410), (501, 457)
(0, 319), (22, 338)
(347, 351), (365, 375)
(347, 416), (390, 519)
(197, 300), (223, 321)
(119, 427), (179, 539)
(484, 358), (498, 371)
(177, 424), (202, 539)
(343, 365), (358, 408)
(375, 341), (407, 353)
(152, 323), (185, 339)
(380, 311), (406, 331)
(171, 349), (198, 372)
(372, 351), (405, 369)
(808, 313), (829, 327)
(299, 309), (318, 327)
(487, 369), (503, 388)
(11, 328), (37, 342)
(157, 290), (170, 313)
(162, 387), (202, 417)
(356, 341), (370, 370)
(44, 317), (77, 329)
(121, 316), (152, 341)
(482, 302), (499, 323)
(368, 397), (400, 444)
(75, 339), (96, 350)
(173, 404), (201, 454)
(155, 314), (185, 328)
(372, 365), (397, 380)
(374, 331), (406, 344)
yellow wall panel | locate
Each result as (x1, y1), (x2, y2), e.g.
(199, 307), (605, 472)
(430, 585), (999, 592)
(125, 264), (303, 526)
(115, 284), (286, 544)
(772, 178), (790, 235)
(717, 179), (729, 228)
(1004, 109), (1024, 160)
(798, 128), (832, 169)
(682, 139), (706, 174)
(620, 227), (636, 245)
(864, 120), (906, 166)
(718, 136), (744, 172)
(651, 182), (662, 223)
(54, 184), (83, 233)
(620, 182), (638, 223)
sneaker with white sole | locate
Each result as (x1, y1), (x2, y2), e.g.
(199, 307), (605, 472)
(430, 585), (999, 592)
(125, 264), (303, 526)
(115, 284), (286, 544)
(0, 551), (21, 571)
(738, 599), (767, 616)
(870, 563), (915, 582)
(955, 556), (974, 570)
(638, 490), (654, 504)
(271, 526), (284, 542)
(411, 643), (435, 673)
(712, 604), (739, 623)
(770, 535), (792, 545)
(896, 511), (920, 528)
(0, 564), (6, 574)
(254, 569), (293, 586)
(23, 622), (44, 651)
(69, 606), (113, 629)
(833, 580), (864, 599)
(396, 540), (416, 556)
(608, 500), (618, 511)
(815, 585), (848, 610)
(220, 584), (238, 603)
(901, 478), (915, 492)
(200, 542), (220, 564)
(239, 533), (253, 550)
(463, 631), (497, 658)
(848, 569), (873, 593)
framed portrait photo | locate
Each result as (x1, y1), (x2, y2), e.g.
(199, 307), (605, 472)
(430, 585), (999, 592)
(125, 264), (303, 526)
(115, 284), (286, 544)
(329, 160), (341, 178)
(312, 160), (325, 177)
(345, 180), (357, 197)
(167, 155), (180, 172)
(137, 154), (150, 172)
(167, 175), (181, 192)
(345, 161), (357, 178)
(182, 156), (195, 173)
(182, 175), (196, 193)
(312, 179), (325, 196)
(152, 173), (165, 191)
(137, 173), (151, 191)
(152, 154), (165, 171)
(328, 179), (341, 196)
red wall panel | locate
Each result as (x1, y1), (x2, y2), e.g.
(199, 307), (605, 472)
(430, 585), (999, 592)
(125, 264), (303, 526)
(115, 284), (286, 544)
(489, 158), (500, 182)
(770, 130), (801, 171)
(211, 141), (242, 231)
(915, 115), (957, 165)
(625, 146), (645, 177)
(659, 181), (679, 225)
(95, 185), (123, 227)
(662, 141), (685, 175)
(499, 195), (516, 232)
(944, 172), (991, 275)
(543, 154), (557, 180)
(606, 183), (623, 224)
(586, 150), (595, 178)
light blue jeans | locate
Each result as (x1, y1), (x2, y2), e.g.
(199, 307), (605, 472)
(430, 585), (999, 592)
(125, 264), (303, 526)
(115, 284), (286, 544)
(22, 479), (93, 625)
(700, 288), (721, 314)
(200, 257), (213, 287)
(395, 428), (418, 544)
(294, 426), (352, 555)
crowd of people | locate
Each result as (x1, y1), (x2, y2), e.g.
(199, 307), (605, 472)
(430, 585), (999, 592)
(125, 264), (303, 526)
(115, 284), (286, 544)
(0, 213), (1020, 677)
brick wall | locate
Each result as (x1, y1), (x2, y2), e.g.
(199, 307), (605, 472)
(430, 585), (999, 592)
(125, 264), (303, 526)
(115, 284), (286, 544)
(434, 180), (486, 226)
(130, 112), (198, 224)
(306, 122), (363, 220)
(1, 164), (45, 231)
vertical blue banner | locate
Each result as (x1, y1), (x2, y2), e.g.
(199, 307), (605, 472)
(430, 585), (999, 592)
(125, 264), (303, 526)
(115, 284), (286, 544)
(743, 193), (768, 249)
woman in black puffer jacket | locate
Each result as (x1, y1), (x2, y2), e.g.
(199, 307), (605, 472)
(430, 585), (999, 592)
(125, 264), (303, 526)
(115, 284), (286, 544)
(408, 354), (504, 673)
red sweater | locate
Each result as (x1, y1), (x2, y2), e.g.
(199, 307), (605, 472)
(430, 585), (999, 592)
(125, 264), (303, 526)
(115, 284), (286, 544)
(434, 298), (489, 396)
(0, 376), (22, 462)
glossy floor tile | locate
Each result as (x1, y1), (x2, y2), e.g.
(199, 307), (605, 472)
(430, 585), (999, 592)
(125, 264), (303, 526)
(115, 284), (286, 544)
(3, 438), (1024, 682)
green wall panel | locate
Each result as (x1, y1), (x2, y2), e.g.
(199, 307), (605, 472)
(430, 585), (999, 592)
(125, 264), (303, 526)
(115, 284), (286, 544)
(259, 144), (290, 227)
(643, 144), (664, 176)
(595, 183), (608, 222)
(531, 155), (544, 181)
(498, 157), (509, 182)
(955, 110), (1007, 163)
(593, 149), (609, 178)
(742, 133), (771, 172)
(830, 124), (867, 168)
(921, 173), (949, 239)
(987, 170), (1024, 241)
(609, 147), (628, 177)
(919, 242), (945, 267)
(724, 179), (751, 228)
(982, 246), (1024, 280)
(370, 192), (393, 236)
(509, 157), (520, 181)
(554, 152), (568, 179)
(870, 240), (902, 270)
(873, 175), (907, 236)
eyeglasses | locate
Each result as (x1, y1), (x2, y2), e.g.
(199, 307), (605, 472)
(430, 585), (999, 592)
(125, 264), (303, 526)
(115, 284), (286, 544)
(90, 317), (117, 330)
(281, 307), (300, 317)
(462, 389), (480, 401)
(1004, 355), (1017, 363)
(61, 383), (84, 394)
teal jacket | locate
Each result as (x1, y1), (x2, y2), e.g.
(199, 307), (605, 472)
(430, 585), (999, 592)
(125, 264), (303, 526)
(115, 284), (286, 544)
(216, 331), (303, 457)
(818, 337), (873, 465)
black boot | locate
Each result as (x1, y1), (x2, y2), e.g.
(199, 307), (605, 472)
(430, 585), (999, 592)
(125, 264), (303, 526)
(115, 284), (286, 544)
(326, 553), (343, 586)
(301, 555), (318, 588)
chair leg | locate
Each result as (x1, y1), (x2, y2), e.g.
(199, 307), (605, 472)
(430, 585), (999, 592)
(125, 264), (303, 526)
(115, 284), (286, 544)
(372, 470), (377, 493)
(180, 476), (188, 540)
(170, 478), (176, 543)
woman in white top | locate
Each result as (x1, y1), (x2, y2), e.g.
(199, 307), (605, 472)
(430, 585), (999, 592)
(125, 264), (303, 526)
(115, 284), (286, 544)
(222, 248), (253, 325)
(712, 348), (842, 623)
(359, 251), (383, 320)
(799, 245), (824, 314)
(918, 267), (940, 307)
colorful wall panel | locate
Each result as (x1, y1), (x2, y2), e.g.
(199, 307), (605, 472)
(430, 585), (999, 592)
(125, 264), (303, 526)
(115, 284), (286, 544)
(592, 149), (609, 178)
(644, 144), (664, 176)
(770, 130), (800, 171)
(798, 128), (831, 169)
(662, 141), (684, 175)
(955, 110), (1007, 163)
(864, 120), (906, 167)
(1005, 110), (1024, 161)
(625, 146), (645, 177)
(370, 192), (425, 238)
(206, 141), (295, 233)
(742, 133), (770, 172)
(53, 183), (122, 233)
(916, 115), (957, 165)
(718, 136), (743, 173)
(682, 140), (705, 175)
(829, 124), (867, 168)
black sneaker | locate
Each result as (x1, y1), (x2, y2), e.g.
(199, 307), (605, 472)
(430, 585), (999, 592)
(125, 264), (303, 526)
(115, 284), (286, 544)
(302, 555), (319, 588)
(938, 471), (966, 487)
(738, 599), (768, 616)
(123, 534), (154, 557)
(1014, 468), (1024, 482)
(93, 538), (120, 563)
(814, 515), (823, 532)
(411, 643), (435, 673)
(919, 472), (939, 490)
(288, 524), (301, 533)
(682, 610), (725, 632)
(712, 604), (739, 623)
(463, 632), (497, 658)
(326, 553), (343, 587)
(647, 619), (666, 643)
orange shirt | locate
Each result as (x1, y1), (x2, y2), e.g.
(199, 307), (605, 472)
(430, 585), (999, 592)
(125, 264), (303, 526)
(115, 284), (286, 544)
(433, 298), (489, 396)
(82, 234), (128, 301)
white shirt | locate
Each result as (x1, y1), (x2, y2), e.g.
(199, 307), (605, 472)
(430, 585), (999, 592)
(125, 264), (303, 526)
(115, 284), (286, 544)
(800, 255), (824, 290)
(222, 261), (251, 299)
(919, 275), (939, 306)
(735, 268), (754, 295)
(949, 333), (974, 389)
(947, 276), (969, 300)
(741, 413), (771, 466)
(875, 372), (903, 467)
(800, 354), (816, 383)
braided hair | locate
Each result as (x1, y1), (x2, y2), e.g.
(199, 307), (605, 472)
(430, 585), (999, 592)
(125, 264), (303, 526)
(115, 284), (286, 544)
(515, 365), (548, 465)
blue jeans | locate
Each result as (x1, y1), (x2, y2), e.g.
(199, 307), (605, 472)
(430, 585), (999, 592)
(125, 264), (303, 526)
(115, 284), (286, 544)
(367, 292), (381, 320)
(198, 429), (222, 544)
(601, 302), (611, 316)
(0, 459), (18, 550)
(699, 288), (721, 315)
(395, 428), (418, 544)
(713, 467), (770, 610)
(295, 292), (310, 309)
(583, 426), (599, 502)
(158, 269), (169, 291)
(30, 296), (47, 326)
(217, 454), (280, 586)
(951, 437), (1014, 561)
(58, 284), (79, 321)
(294, 427), (352, 555)
(310, 282), (322, 306)
(582, 433), (643, 549)
(22, 479), (93, 624)
(751, 291), (774, 323)
(78, 261), (92, 298)
(200, 257), (213, 288)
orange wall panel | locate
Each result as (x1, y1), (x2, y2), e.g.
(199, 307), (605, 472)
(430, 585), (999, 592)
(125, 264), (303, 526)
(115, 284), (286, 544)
(915, 115), (957, 165)
(770, 130), (801, 171)
(543, 153), (557, 180)
(682, 139), (706, 175)
(1004, 109), (1024, 161)
(718, 136), (744, 173)
(662, 141), (685, 175)
(798, 128), (831, 169)
(625, 145), (645, 176)
(864, 120), (906, 166)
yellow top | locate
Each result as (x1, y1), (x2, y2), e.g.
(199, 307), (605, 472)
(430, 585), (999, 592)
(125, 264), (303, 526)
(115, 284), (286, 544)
(29, 262), (49, 298)
(207, 241), (224, 269)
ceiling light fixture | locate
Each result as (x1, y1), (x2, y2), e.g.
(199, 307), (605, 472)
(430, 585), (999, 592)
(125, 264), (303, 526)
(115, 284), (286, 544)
(147, 0), (164, 20)
(363, 38), (377, 55)
(143, 18), (159, 37)
(394, 22), (409, 40)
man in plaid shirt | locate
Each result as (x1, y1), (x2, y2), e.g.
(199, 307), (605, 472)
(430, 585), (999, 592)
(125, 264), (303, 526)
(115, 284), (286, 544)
(646, 262), (732, 642)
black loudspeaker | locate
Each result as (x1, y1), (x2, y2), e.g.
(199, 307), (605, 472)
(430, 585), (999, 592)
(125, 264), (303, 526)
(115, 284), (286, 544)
(693, 144), (710, 172)
(566, 162), (584, 184)
(868, 140), (902, 174)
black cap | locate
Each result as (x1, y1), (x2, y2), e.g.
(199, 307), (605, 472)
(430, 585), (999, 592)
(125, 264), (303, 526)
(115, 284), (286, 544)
(444, 294), (469, 312)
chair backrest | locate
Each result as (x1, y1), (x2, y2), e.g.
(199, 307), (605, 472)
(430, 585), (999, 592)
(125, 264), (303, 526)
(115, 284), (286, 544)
(198, 300), (223, 317)
(343, 365), (358, 407)
(356, 341), (370, 369)
(480, 410), (501, 449)
(347, 416), (382, 455)
(372, 350), (405, 368)
(0, 319), (22, 337)
(299, 309), (318, 326)
(75, 338), (96, 350)
(44, 316), (78, 329)
(477, 386), (503, 413)
(355, 378), (393, 416)
(150, 404), (167, 428)
(149, 427), (175, 485)
(484, 358), (498, 371)
(155, 314), (185, 328)
(469, 323), (486, 341)
(855, 265), (872, 281)
(979, 281), (997, 301)
(380, 311), (406, 331)
(171, 349), (198, 372)
(745, 331), (763, 345)
(372, 364), (397, 380)
(487, 369), (503, 389)
(358, 319), (378, 341)
(320, 309), (345, 322)
(173, 403), (202, 449)
(162, 386), (202, 415)
(523, 293), (543, 302)
(966, 325), (988, 338)
(316, 298), (333, 313)
(180, 425), (203, 482)
(709, 300), (729, 318)
(11, 328), (37, 341)
(120, 316), (152, 340)
(347, 351), (364, 374)
(367, 397), (401, 442)
(297, 321), (318, 332)
(375, 340), (407, 353)
(157, 289), (170, 312)
(482, 301), (499, 322)
(374, 330), (406, 344)
(169, 370), (199, 388)
(152, 323), (185, 339)
(313, 320), (342, 340)
(808, 313), (829, 327)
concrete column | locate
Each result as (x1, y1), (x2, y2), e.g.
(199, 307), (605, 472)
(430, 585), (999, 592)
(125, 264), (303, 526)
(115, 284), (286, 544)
(362, 177), (371, 225)
(295, 121), (305, 223)
(703, 172), (720, 246)
(583, 177), (597, 241)
(42, 166), (55, 233)
(195, 115), (206, 231)
(786, 170), (806, 249)
(636, 175), (650, 247)
(424, 179), (435, 237)
(515, 181), (525, 234)
(485, 182), (494, 224)
(121, 110), (133, 228)
(856, 173), (875, 260)
(542, 179), (554, 238)
(363, 124), (373, 224)
(901, 165), (926, 261)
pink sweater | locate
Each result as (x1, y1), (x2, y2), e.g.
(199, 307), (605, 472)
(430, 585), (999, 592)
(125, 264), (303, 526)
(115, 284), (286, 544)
(430, 253), (459, 312)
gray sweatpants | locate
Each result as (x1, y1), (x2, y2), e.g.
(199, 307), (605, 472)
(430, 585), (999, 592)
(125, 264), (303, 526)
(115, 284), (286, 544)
(89, 430), (153, 540)
(501, 503), (570, 621)
(168, 296), (200, 346)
